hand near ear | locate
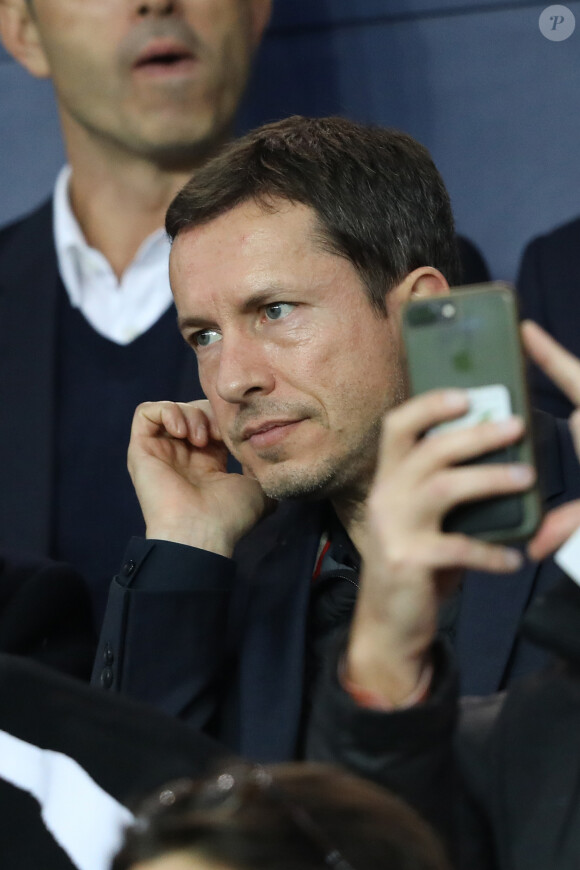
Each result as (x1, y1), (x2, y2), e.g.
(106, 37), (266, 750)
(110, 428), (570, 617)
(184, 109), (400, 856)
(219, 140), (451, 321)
(128, 399), (272, 558)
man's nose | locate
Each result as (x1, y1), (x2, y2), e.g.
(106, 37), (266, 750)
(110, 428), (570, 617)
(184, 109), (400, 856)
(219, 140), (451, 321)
(215, 335), (276, 405)
(135, 0), (176, 17)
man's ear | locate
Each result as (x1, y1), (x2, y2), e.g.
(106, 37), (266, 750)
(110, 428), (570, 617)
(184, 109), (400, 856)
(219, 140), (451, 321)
(249, 0), (272, 47)
(0, 0), (51, 79)
(407, 267), (450, 301)
(386, 267), (450, 317)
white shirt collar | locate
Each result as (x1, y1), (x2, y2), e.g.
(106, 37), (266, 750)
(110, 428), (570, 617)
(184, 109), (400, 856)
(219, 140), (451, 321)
(52, 166), (173, 345)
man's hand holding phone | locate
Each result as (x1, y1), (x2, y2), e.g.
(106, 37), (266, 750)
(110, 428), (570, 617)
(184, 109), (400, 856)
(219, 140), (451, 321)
(347, 386), (535, 706)
(347, 315), (580, 708)
(402, 284), (541, 541)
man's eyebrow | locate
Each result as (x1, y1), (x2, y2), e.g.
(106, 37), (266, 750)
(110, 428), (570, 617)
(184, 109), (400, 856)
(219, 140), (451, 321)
(177, 315), (213, 334)
(177, 287), (291, 333)
(239, 287), (289, 311)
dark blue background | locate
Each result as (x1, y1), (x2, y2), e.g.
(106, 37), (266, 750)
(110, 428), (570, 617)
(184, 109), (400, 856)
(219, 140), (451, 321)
(2, 0), (579, 280)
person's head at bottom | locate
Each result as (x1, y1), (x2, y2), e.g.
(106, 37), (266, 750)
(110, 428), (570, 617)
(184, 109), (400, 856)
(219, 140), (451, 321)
(112, 761), (449, 870)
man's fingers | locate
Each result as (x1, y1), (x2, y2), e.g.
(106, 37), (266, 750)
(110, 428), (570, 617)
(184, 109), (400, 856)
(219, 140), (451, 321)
(379, 390), (526, 478)
(177, 400), (224, 446)
(417, 416), (525, 475)
(133, 401), (188, 438)
(182, 398), (225, 443)
(421, 462), (535, 518)
(379, 416), (525, 492)
(528, 500), (580, 561)
(133, 400), (219, 447)
(369, 462), (534, 539)
(413, 532), (524, 574)
(522, 320), (580, 408)
(379, 389), (469, 465)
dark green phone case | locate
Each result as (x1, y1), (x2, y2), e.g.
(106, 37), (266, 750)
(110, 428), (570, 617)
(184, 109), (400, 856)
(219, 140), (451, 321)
(402, 282), (541, 542)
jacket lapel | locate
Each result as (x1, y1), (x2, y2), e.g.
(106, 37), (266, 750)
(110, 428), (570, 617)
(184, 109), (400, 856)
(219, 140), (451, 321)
(235, 503), (323, 761)
(456, 563), (539, 695)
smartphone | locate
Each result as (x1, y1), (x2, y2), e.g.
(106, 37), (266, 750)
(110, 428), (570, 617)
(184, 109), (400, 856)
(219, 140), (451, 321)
(402, 282), (541, 542)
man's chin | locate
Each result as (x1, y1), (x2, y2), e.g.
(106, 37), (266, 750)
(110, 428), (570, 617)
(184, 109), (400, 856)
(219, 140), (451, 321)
(254, 466), (336, 502)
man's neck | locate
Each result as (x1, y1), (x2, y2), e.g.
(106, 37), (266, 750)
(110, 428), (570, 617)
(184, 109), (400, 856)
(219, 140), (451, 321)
(332, 495), (369, 558)
(63, 127), (202, 279)
(66, 159), (191, 279)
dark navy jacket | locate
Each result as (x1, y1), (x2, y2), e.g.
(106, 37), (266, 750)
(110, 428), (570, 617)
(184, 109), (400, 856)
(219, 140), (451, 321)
(93, 410), (580, 762)
(517, 216), (580, 418)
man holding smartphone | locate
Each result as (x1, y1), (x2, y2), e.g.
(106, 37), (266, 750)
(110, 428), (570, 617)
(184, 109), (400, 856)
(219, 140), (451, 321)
(93, 116), (580, 772)
(312, 321), (580, 868)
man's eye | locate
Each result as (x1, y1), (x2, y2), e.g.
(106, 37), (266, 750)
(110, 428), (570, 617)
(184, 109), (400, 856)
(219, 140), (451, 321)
(264, 303), (295, 321)
(193, 329), (221, 348)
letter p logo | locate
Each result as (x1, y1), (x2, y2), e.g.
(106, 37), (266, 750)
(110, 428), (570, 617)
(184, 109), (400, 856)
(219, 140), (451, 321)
(539, 5), (576, 40)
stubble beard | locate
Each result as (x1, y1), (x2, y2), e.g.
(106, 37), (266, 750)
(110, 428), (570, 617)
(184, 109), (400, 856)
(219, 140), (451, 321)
(247, 412), (386, 505)
(234, 367), (408, 505)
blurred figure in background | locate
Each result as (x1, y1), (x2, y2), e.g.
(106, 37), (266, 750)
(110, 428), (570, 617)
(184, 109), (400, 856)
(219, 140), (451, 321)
(0, 0), (271, 626)
(517, 216), (580, 418)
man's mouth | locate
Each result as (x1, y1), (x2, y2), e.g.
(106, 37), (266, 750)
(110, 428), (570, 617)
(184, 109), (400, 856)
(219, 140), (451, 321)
(241, 419), (305, 450)
(133, 39), (197, 75)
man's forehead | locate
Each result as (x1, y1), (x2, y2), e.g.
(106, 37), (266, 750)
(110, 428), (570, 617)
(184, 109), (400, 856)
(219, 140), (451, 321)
(171, 198), (329, 258)
(169, 207), (373, 330)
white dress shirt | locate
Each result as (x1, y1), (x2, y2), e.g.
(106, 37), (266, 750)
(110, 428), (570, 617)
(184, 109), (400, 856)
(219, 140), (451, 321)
(52, 166), (174, 345)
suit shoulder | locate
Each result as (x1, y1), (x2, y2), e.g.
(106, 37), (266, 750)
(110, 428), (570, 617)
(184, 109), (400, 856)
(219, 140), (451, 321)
(524, 214), (580, 258)
(0, 199), (53, 253)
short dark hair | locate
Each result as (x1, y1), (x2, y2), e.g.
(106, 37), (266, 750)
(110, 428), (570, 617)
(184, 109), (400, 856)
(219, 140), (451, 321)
(166, 116), (460, 313)
(112, 761), (450, 870)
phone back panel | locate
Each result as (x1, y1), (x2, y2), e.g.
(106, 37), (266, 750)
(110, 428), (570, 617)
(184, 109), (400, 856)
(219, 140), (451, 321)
(402, 283), (541, 541)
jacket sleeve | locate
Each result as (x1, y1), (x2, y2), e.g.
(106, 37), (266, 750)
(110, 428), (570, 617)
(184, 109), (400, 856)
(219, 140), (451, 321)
(307, 635), (500, 869)
(92, 537), (237, 733)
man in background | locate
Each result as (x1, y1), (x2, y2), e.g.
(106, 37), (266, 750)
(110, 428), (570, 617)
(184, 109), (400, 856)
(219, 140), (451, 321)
(0, 0), (271, 624)
(517, 217), (580, 418)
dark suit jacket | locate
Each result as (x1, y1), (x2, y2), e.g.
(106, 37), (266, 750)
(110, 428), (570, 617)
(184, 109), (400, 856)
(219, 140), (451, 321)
(312, 578), (580, 870)
(93, 410), (580, 764)
(0, 201), (202, 621)
(516, 216), (580, 418)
